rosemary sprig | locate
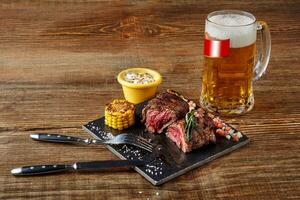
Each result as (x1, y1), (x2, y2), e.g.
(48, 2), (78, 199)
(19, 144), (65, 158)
(184, 110), (197, 142)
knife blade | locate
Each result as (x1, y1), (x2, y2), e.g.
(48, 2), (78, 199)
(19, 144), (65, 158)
(11, 160), (145, 176)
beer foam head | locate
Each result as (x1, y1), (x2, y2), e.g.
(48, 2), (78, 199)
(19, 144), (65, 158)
(206, 12), (256, 48)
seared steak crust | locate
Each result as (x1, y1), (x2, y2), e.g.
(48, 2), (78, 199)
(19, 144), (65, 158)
(142, 91), (189, 133)
(166, 108), (216, 153)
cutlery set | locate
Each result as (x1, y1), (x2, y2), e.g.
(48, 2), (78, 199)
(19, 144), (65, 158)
(11, 133), (153, 176)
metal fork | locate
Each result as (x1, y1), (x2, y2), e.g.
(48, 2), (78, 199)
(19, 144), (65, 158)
(30, 133), (153, 152)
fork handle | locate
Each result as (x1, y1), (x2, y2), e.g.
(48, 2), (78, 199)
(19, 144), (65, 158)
(30, 133), (89, 145)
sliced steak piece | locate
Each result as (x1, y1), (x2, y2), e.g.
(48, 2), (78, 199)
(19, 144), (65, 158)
(166, 108), (216, 153)
(142, 91), (189, 134)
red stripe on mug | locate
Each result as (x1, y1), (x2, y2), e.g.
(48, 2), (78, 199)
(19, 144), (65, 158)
(204, 36), (230, 57)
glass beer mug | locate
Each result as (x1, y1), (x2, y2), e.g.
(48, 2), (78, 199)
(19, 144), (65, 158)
(200, 10), (271, 115)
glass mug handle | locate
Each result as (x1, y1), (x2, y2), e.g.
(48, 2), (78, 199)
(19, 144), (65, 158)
(253, 21), (271, 81)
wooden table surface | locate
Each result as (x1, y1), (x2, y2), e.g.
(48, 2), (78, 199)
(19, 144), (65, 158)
(1, 0), (299, 199)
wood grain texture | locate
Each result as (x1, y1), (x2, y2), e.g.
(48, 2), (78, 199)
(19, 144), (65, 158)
(0, 0), (299, 199)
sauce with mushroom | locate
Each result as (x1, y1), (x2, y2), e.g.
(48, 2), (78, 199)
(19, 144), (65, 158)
(124, 71), (155, 84)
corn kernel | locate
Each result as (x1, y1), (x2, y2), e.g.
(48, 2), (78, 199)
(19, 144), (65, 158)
(104, 99), (135, 130)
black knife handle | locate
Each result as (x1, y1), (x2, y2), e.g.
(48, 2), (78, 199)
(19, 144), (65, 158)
(11, 164), (71, 176)
(30, 133), (87, 145)
(76, 160), (145, 171)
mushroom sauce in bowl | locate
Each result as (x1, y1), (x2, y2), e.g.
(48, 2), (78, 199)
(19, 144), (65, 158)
(124, 72), (155, 84)
(117, 68), (162, 104)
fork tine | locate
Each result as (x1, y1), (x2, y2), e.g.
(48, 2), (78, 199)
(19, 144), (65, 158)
(120, 133), (150, 142)
(136, 136), (152, 144)
(106, 138), (153, 152)
(137, 135), (152, 143)
(123, 139), (153, 152)
(125, 141), (153, 152)
(123, 135), (153, 149)
(122, 137), (150, 146)
(122, 134), (153, 147)
(114, 133), (154, 152)
(137, 144), (152, 152)
(134, 144), (152, 153)
(136, 139), (153, 149)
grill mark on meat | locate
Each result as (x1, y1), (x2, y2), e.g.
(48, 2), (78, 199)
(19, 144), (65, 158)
(159, 118), (177, 134)
(141, 104), (151, 123)
(142, 91), (189, 134)
(145, 109), (176, 133)
(166, 109), (216, 153)
(141, 91), (217, 152)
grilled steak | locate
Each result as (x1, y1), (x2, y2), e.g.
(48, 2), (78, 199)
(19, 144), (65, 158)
(142, 91), (189, 134)
(166, 108), (216, 153)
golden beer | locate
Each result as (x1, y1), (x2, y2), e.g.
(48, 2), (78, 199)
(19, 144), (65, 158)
(200, 10), (271, 115)
(201, 43), (256, 114)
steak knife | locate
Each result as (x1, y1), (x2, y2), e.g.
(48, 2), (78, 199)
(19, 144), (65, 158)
(11, 160), (145, 176)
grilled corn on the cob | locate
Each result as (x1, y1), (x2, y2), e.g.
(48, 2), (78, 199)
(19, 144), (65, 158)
(105, 99), (135, 130)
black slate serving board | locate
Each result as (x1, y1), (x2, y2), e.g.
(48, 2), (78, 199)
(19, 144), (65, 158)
(82, 101), (250, 186)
